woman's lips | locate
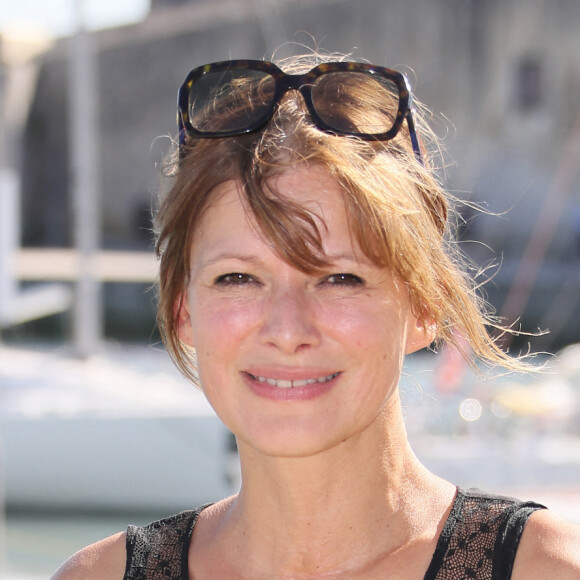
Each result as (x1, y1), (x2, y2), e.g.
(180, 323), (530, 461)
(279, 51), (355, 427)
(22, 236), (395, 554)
(242, 370), (341, 400)
(246, 372), (340, 389)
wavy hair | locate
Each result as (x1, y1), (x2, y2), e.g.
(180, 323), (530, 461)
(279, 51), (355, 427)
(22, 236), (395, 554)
(155, 53), (528, 384)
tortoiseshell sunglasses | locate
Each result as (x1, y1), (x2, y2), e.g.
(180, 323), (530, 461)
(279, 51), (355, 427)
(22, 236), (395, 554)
(177, 60), (422, 161)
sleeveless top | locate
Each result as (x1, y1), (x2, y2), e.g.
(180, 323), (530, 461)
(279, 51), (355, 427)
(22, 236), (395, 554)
(124, 488), (546, 580)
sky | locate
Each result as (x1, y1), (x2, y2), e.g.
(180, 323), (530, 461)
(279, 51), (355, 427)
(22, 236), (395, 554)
(0, 0), (150, 38)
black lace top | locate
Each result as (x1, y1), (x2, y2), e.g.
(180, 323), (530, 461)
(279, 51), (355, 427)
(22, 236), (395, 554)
(124, 488), (545, 579)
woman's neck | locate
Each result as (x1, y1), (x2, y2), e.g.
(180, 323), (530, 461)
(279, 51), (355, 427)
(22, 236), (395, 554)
(195, 399), (455, 578)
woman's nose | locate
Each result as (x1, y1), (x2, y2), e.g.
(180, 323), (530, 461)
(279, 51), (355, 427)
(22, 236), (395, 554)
(258, 286), (321, 354)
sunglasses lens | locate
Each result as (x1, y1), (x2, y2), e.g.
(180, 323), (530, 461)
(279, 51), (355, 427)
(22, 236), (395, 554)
(189, 69), (276, 135)
(311, 71), (400, 136)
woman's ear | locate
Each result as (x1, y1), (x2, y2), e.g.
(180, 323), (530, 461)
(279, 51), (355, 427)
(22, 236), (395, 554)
(175, 293), (195, 347)
(405, 313), (436, 355)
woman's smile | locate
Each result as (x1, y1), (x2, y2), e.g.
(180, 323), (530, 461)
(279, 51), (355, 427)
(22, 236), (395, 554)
(242, 370), (342, 401)
(246, 371), (340, 388)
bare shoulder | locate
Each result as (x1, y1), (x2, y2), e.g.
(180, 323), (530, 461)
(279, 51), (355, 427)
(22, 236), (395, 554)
(50, 532), (127, 580)
(512, 509), (580, 579)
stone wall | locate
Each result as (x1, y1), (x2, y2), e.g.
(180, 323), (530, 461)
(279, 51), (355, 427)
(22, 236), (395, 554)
(18, 0), (580, 346)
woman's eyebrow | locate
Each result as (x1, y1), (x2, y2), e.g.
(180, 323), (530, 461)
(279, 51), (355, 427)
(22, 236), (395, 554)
(197, 253), (264, 269)
(324, 253), (371, 266)
(195, 252), (372, 273)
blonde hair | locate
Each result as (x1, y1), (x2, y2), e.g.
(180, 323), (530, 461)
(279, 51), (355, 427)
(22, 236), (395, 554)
(155, 54), (525, 384)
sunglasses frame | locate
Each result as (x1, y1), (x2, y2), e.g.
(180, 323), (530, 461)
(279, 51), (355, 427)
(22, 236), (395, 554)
(177, 59), (422, 161)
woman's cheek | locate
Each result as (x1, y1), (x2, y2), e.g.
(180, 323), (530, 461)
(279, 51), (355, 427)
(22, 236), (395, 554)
(195, 297), (263, 349)
(320, 300), (388, 339)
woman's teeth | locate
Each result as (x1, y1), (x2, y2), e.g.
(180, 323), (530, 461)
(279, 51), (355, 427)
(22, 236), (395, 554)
(250, 373), (339, 389)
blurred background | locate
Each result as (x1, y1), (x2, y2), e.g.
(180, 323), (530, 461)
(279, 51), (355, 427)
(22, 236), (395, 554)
(0, 0), (579, 577)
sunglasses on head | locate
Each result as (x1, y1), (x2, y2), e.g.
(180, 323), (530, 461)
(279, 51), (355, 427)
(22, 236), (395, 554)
(177, 59), (422, 161)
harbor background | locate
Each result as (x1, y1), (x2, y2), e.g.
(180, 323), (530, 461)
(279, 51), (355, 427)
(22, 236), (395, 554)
(1, 0), (580, 578)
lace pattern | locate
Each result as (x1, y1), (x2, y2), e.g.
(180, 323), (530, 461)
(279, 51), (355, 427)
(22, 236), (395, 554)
(425, 489), (545, 580)
(124, 508), (207, 580)
(123, 490), (545, 579)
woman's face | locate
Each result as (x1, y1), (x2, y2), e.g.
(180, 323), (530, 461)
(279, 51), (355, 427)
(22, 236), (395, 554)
(177, 164), (430, 458)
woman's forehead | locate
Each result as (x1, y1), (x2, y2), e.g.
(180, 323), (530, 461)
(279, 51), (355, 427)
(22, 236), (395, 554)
(202, 164), (347, 222)
(191, 166), (363, 260)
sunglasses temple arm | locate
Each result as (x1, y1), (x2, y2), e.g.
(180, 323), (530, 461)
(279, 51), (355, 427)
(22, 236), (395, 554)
(177, 112), (187, 159)
(405, 110), (423, 164)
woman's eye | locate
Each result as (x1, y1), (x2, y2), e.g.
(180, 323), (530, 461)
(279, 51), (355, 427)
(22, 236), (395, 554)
(214, 273), (258, 286)
(324, 273), (365, 286)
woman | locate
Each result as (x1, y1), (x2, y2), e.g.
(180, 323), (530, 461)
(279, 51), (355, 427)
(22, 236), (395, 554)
(53, 55), (580, 579)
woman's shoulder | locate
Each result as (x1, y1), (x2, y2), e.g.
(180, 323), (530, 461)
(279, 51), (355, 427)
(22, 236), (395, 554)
(50, 505), (214, 580)
(50, 531), (127, 580)
(512, 509), (580, 579)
